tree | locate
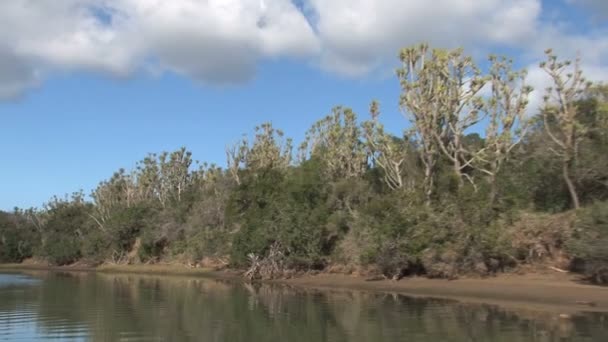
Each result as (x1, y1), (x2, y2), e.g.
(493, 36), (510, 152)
(362, 101), (415, 191)
(540, 50), (592, 209)
(226, 136), (249, 186)
(397, 44), (485, 202)
(226, 123), (292, 184)
(573, 85), (608, 202)
(246, 123), (292, 172)
(397, 44), (439, 204)
(429, 47), (486, 188)
(91, 168), (138, 225)
(159, 147), (193, 205)
(135, 153), (162, 203)
(300, 106), (367, 180)
(475, 55), (533, 204)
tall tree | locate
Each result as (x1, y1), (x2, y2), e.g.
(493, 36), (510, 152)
(300, 106), (367, 180)
(475, 55), (533, 203)
(246, 123), (292, 172)
(430, 48), (486, 188)
(135, 154), (162, 204)
(363, 101), (415, 191)
(398, 44), (485, 201)
(159, 147), (193, 204)
(397, 44), (440, 204)
(540, 50), (592, 209)
(91, 168), (138, 225)
(226, 136), (248, 186)
(226, 122), (292, 185)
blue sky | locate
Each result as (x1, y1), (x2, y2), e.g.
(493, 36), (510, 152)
(0, 0), (607, 210)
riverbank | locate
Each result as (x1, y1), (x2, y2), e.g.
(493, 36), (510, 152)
(1, 263), (607, 313)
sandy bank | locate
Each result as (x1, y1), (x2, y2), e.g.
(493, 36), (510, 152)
(275, 272), (608, 313)
(2, 263), (606, 313)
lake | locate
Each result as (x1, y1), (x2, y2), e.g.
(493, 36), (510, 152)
(1, 271), (607, 341)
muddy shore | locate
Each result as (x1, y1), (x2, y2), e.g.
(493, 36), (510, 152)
(1, 263), (606, 314)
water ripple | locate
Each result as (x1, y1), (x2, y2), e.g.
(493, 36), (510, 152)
(0, 271), (607, 341)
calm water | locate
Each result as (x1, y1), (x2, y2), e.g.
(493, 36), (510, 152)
(1, 272), (607, 341)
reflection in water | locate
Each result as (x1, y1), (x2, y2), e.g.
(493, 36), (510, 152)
(0, 271), (607, 341)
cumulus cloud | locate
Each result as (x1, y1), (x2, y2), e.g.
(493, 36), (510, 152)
(108, 0), (319, 83)
(307, 0), (541, 76)
(0, 0), (606, 100)
(0, 50), (40, 100)
(0, 0), (318, 99)
(0, 1), (135, 99)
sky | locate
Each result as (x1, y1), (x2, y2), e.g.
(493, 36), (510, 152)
(0, 0), (607, 210)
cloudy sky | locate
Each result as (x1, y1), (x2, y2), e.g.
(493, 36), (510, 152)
(1, 0), (607, 209)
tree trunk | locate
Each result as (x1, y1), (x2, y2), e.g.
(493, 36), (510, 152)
(454, 157), (464, 188)
(488, 158), (500, 206)
(424, 162), (433, 206)
(563, 161), (580, 209)
(489, 173), (498, 206)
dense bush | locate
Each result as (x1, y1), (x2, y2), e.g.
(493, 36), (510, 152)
(229, 162), (333, 269)
(39, 199), (93, 265)
(0, 211), (39, 262)
(568, 201), (608, 284)
(43, 233), (82, 266)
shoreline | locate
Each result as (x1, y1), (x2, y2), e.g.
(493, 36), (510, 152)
(2, 263), (607, 314)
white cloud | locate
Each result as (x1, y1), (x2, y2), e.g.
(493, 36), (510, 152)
(306, 0), (541, 76)
(109, 0), (319, 83)
(0, 51), (40, 100)
(0, 1), (140, 100)
(0, 0), (318, 99)
(0, 0), (606, 100)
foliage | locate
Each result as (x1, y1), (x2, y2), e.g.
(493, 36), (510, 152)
(40, 195), (93, 265)
(568, 201), (608, 284)
(2, 45), (607, 283)
(0, 210), (39, 262)
(229, 159), (332, 269)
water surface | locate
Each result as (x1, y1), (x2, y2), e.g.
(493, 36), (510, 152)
(0, 271), (607, 341)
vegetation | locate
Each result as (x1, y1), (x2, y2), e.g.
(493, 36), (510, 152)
(1, 45), (607, 283)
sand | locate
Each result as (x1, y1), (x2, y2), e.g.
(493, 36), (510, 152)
(1, 263), (606, 313)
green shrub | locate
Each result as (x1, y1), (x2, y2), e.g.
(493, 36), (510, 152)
(0, 212), (38, 262)
(228, 162), (334, 269)
(44, 234), (82, 265)
(40, 200), (92, 265)
(568, 201), (608, 284)
(106, 205), (156, 253)
(139, 229), (167, 262)
(81, 230), (111, 264)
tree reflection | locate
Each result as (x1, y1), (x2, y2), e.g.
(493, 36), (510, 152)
(0, 272), (607, 341)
